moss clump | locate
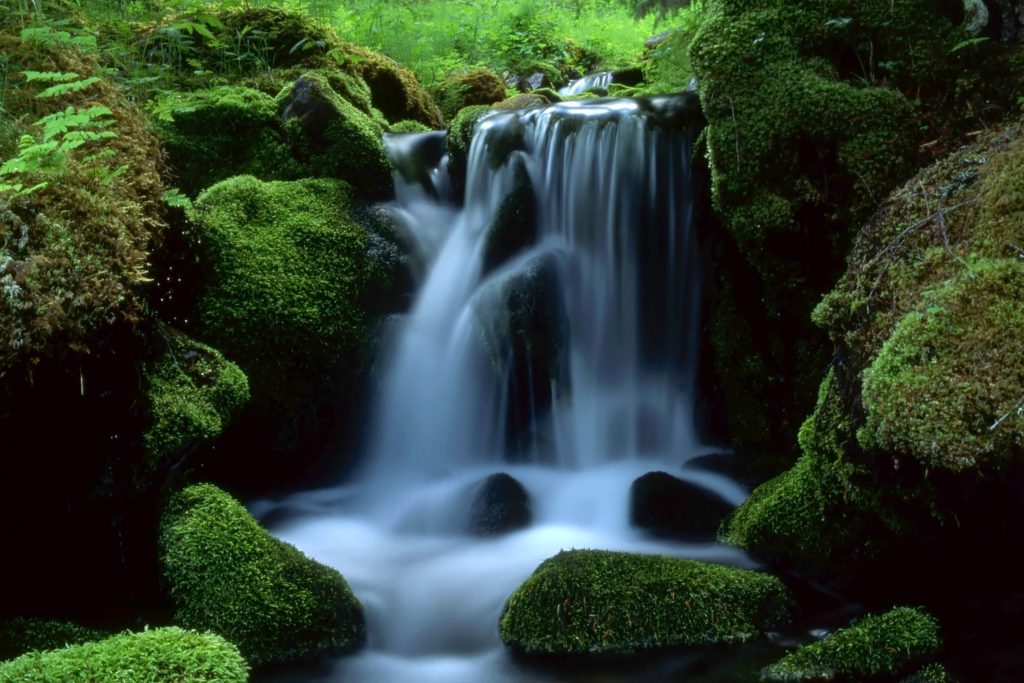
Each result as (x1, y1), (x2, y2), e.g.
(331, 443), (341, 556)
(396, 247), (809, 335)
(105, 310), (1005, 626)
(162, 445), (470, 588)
(340, 45), (444, 128)
(390, 119), (434, 134)
(432, 68), (508, 121)
(160, 484), (364, 665)
(153, 86), (301, 196)
(0, 619), (107, 662)
(276, 72), (391, 197)
(141, 329), (249, 480)
(901, 663), (956, 683)
(499, 550), (790, 655)
(188, 175), (386, 455)
(861, 258), (1024, 471)
(760, 607), (941, 682)
(0, 627), (247, 682)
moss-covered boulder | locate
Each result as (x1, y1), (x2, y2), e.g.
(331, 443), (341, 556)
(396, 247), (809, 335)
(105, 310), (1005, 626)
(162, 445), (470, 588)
(277, 72), (392, 197)
(0, 627), (247, 682)
(160, 483), (364, 665)
(760, 607), (941, 682)
(499, 550), (790, 655)
(141, 329), (249, 484)
(433, 68), (508, 121)
(188, 175), (401, 461)
(687, 0), (967, 452)
(340, 45), (444, 128)
(0, 619), (107, 662)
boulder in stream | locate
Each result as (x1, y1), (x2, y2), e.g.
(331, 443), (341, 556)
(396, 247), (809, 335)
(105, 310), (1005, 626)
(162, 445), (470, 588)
(500, 549), (791, 655)
(630, 471), (735, 538)
(468, 473), (532, 535)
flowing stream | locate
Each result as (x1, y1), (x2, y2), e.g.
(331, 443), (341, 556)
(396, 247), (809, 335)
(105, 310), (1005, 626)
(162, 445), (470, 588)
(254, 95), (760, 683)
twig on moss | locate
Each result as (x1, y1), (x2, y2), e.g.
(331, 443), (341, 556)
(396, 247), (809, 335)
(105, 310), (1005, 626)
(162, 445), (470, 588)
(989, 394), (1024, 432)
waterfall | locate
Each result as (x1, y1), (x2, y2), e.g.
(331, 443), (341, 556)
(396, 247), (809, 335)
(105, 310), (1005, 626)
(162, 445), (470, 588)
(557, 71), (614, 96)
(256, 94), (751, 683)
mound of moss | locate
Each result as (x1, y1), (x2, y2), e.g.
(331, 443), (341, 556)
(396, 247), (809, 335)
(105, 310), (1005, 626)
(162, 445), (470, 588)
(0, 627), (247, 682)
(141, 328), (249, 482)
(901, 663), (956, 683)
(0, 619), (107, 662)
(340, 45), (444, 128)
(390, 119), (433, 134)
(761, 607), (941, 682)
(499, 550), (790, 655)
(188, 175), (398, 455)
(160, 483), (364, 665)
(0, 28), (165, 375)
(433, 68), (507, 121)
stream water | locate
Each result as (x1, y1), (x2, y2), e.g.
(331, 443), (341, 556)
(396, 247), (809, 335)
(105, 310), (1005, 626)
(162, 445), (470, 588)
(253, 95), (772, 682)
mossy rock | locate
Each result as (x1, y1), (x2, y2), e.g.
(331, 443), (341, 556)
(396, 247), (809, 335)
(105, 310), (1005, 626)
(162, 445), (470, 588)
(901, 663), (957, 683)
(0, 627), (247, 682)
(188, 175), (398, 457)
(861, 258), (1024, 471)
(0, 618), (107, 662)
(153, 86), (301, 196)
(760, 607), (941, 682)
(499, 550), (791, 655)
(432, 68), (508, 121)
(390, 119), (434, 133)
(276, 72), (392, 197)
(160, 483), (364, 665)
(446, 104), (493, 198)
(141, 328), (249, 485)
(340, 44), (444, 128)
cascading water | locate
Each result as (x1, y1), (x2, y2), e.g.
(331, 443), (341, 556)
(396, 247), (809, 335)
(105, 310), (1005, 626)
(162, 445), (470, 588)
(254, 94), (754, 683)
(558, 71), (614, 96)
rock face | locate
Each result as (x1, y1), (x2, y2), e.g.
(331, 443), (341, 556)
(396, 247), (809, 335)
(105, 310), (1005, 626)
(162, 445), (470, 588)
(760, 607), (941, 682)
(160, 484), (364, 665)
(630, 471), (735, 538)
(467, 473), (532, 535)
(500, 550), (791, 655)
(0, 627), (247, 682)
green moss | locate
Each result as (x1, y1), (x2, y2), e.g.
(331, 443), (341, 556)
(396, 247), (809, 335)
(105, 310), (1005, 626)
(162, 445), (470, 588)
(432, 68), (508, 121)
(499, 549), (790, 655)
(0, 627), (247, 682)
(390, 119), (434, 134)
(276, 72), (391, 197)
(160, 483), (364, 665)
(142, 329), (249, 480)
(901, 663), (956, 683)
(0, 619), (107, 662)
(188, 175), (380, 453)
(861, 258), (1024, 471)
(153, 86), (301, 196)
(760, 607), (940, 682)
(341, 45), (444, 128)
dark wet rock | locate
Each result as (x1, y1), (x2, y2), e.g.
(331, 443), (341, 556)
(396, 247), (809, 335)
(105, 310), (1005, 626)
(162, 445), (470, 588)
(482, 156), (537, 274)
(468, 473), (531, 535)
(630, 471), (735, 538)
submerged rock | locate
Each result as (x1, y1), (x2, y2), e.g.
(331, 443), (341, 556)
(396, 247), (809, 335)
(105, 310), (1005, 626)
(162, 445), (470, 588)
(0, 627), (247, 682)
(160, 484), (364, 665)
(467, 473), (532, 535)
(760, 607), (941, 682)
(500, 549), (791, 655)
(630, 471), (735, 538)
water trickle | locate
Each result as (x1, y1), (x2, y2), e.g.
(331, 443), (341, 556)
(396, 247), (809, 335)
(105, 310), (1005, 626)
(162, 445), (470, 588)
(256, 94), (752, 683)
(558, 71), (615, 96)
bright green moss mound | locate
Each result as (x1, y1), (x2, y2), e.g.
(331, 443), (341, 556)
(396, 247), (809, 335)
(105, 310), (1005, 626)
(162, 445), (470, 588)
(275, 72), (391, 197)
(160, 484), (364, 665)
(0, 627), (247, 682)
(341, 45), (445, 128)
(189, 175), (384, 451)
(861, 258), (1024, 471)
(433, 68), (508, 121)
(0, 618), (106, 662)
(153, 86), (301, 196)
(142, 329), (249, 478)
(761, 607), (940, 682)
(390, 119), (434, 134)
(499, 550), (791, 655)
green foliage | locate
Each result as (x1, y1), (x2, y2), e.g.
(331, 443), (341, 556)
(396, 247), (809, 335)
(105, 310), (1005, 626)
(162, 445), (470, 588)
(637, 2), (704, 94)
(901, 663), (957, 683)
(389, 119), (432, 133)
(0, 618), (106, 662)
(760, 607), (941, 682)
(0, 627), (248, 682)
(160, 483), (365, 665)
(187, 175), (392, 452)
(142, 328), (249, 481)
(499, 549), (791, 654)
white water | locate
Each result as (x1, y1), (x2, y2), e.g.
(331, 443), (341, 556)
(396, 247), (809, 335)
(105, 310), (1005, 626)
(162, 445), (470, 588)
(255, 97), (753, 683)
(558, 71), (615, 97)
